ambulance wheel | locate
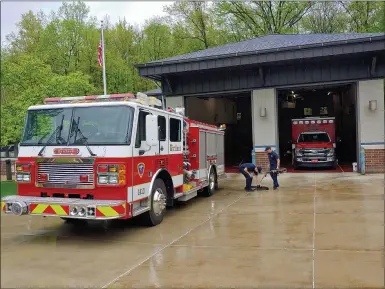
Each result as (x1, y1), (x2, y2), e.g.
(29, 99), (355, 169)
(202, 169), (217, 197)
(142, 179), (167, 226)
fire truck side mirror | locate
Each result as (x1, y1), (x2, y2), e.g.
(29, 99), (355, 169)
(145, 114), (159, 146)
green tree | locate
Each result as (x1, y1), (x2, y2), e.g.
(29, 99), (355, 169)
(142, 17), (174, 61)
(45, 71), (96, 97)
(341, 1), (385, 32)
(165, 1), (219, 49)
(1, 55), (53, 145)
(5, 10), (45, 56)
(215, 1), (313, 37)
(300, 2), (349, 33)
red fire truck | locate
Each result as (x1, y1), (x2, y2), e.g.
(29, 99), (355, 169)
(1, 93), (226, 226)
(291, 117), (337, 170)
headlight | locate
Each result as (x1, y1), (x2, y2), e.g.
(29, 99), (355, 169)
(295, 149), (303, 156)
(109, 175), (118, 184)
(78, 207), (86, 217)
(98, 176), (108, 184)
(97, 164), (125, 185)
(15, 173), (31, 183)
(15, 163), (32, 183)
(327, 148), (334, 156)
(69, 206), (87, 217)
(69, 206), (79, 216)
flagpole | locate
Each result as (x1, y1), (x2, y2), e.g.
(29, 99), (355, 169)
(101, 20), (107, 95)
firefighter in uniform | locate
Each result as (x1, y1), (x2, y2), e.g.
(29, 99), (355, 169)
(265, 146), (280, 190)
(239, 163), (261, 192)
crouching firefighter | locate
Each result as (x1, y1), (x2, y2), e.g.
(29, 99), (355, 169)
(239, 163), (262, 192)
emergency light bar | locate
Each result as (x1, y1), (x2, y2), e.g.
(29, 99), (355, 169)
(44, 92), (162, 107)
(292, 117), (335, 125)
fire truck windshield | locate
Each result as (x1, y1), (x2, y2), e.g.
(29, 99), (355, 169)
(298, 132), (330, 143)
(21, 105), (134, 146)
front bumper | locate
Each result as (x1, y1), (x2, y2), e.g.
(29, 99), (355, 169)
(295, 161), (336, 168)
(1, 195), (126, 220)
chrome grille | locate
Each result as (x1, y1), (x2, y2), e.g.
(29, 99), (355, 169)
(37, 163), (94, 185)
(300, 148), (331, 161)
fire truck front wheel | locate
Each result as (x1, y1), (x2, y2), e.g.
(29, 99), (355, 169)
(142, 179), (167, 226)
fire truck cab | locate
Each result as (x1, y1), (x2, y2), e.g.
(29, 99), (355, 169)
(1, 93), (226, 226)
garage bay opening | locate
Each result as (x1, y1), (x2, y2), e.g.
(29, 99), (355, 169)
(277, 83), (358, 172)
(185, 92), (253, 172)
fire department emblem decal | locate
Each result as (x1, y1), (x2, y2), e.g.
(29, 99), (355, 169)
(137, 163), (145, 178)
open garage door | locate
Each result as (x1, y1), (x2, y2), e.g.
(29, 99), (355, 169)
(185, 92), (253, 172)
(277, 83), (358, 172)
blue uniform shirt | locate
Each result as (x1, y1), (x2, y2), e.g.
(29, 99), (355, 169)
(268, 151), (279, 169)
(239, 163), (256, 171)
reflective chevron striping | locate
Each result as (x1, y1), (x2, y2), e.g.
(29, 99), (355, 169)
(50, 204), (68, 216)
(3, 201), (126, 218)
(96, 204), (126, 217)
(29, 204), (68, 215)
(97, 206), (119, 217)
(31, 204), (49, 214)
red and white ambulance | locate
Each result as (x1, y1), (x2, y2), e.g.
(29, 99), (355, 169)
(1, 93), (226, 226)
(291, 117), (337, 169)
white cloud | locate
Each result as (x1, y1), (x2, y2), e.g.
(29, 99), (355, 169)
(1, 1), (170, 44)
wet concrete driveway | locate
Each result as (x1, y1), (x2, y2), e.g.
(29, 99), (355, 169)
(1, 172), (384, 288)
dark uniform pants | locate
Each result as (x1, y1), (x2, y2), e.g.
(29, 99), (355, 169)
(270, 168), (279, 188)
(240, 169), (252, 190)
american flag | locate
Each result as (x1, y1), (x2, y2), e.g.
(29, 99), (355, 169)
(98, 33), (103, 67)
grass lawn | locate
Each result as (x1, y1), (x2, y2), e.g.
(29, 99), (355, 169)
(1, 181), (17, 197)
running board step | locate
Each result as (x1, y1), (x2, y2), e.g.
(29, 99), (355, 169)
(175, 188), (199, 202)
(132, 206), (150, 216)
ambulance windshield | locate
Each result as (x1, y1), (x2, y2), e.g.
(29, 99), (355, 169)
(298, 132), (330, 143)
(21, 105), (134, 146)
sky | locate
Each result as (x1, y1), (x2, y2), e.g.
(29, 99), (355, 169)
(1, 1), (170, 44)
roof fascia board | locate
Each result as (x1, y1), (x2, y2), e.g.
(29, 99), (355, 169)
(138, 39), (384, 76)
(136, 35), (384, 68)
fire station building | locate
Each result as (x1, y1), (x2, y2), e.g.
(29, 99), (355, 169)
(137, 33), (385, 173)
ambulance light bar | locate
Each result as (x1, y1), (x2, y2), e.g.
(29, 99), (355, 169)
(292, 119), (334, 125)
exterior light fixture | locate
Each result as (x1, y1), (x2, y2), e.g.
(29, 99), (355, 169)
(369, 100), (377, 111)
(260, 107), (266, 117)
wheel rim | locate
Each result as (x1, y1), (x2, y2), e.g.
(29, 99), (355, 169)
(209, 172), (215, 190)
(153, 189), (167, 216)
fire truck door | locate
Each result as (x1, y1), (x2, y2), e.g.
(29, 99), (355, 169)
(168, 115), (184, 188)
(132, 110), (159, 202)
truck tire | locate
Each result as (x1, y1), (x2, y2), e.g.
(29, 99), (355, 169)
(292, 161), (298, 170)
(141, 179), (167, 226)
(202, 169), (217, 197)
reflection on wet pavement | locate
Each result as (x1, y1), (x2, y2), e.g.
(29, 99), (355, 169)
(1, 172), (384, 288)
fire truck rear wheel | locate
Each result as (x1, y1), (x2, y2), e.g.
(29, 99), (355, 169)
(202, 169), (217, 197)
(142, 178), (167, 226)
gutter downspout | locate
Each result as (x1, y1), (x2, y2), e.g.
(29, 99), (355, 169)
(151, 80), (165, 111)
